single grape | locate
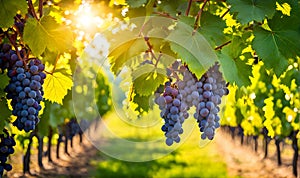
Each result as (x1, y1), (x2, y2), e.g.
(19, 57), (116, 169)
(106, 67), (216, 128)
(165, 96), (173, 103)
(30, 65), (39, 74)
(166, 137), (173, 146)
(200, 108), (209, 117)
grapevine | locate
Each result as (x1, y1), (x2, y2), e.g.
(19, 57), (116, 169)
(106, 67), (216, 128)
(0, 0), (298, 177)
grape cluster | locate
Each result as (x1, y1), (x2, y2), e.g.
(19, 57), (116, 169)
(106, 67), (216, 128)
(0, 44), (16, 72)
(155, 82), (188, 146)
(155, 61), (229, 145)
(0, 130), (16, 176)
(194, 63), (228, 140)
(177, 69), (199, 109)
(4, 49), (45, 132)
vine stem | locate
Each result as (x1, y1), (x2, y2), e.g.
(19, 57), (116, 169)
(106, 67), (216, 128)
(144, 36), (154, 58)
(5, 32), (24, 62)
(44, 70), (52, 74)
(28, 0), (39, 20)
(153, 11), (177, 20)
(185, 0), (193, 16)
(214, 40), (231, 50)
(38, 0), (43, 18)
(154, 53), (162, 67)
(221, 7), (230, 19)
(141, 34), (162, 68)
(193, 0), (209, 34)
(50, 53), (60, 74)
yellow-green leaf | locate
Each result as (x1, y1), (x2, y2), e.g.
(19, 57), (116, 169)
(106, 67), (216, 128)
(43, 71), (73, 104)
(132, 64), (166, 96)
(23, 15), (73, 56)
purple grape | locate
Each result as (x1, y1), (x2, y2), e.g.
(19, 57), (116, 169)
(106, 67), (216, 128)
(173, 99), (181, 106)
(200, 108), (209, 117)
(166, 137), (173, 146)
(30, 65), (39, 74)
(165, 95), (173, 103)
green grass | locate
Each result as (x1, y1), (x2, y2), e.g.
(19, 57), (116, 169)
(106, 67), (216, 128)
(89, 112), (231, 178)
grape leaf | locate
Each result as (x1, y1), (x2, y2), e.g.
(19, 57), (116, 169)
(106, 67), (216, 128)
(95, 72), (111, 116)
(132, 64), (166, 96)
(227, 0), (276, 24)
(126, 0), (147, 8)
(23, 15), (73, 56)
(167, 20), (218, 78)
(252, 12), (300, 76)
(0, 99), (11, 132)
(43, 71), (73, 104)
(199, 12), (228, 46)
(133, 93), (152, 112)
(156, 0), (188, 17)
(0, 74), (9, 98)
(281, 69), (300, 87)
(41, 101), (65, 134)
(39, 101), (51, 136)
(42, 49), (59, 65)
(109, 37), (147, 75)
(0, 99), (11, 122)
(222, 34), (250, 59)
(0, 0), (27, 28)
(218, 52), (251, 87)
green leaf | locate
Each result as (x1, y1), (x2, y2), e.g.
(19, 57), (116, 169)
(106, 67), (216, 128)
(156, 0), (187, 17)
(228, 0), (276, 24)
(133, 93), (152, 112)
(199, 12), (228, 46)
(0, 99), (11, 122)
(95, 72), (111, 116)
(253, 25), (294, 76)
(264, 11), (300, 58)
(41, 101), (65, 132)
(252, 7), (300, 76)
(42, 49), (59, 65)
(0, 0), (27, 28)
(109, 37), (147, 75)
(281, 69), (300, 87)
(126, 0), (147, 8)
(132, 64), (166, 96)
(38, 101), (50, 136)
(159, 43), (177, 67)
(167, 20), (218, 78)
(43, 71), (73, 104)
(0, 74), (9, 98)
(222, 34), (250, 59)
(23, 15), (73, 56)
(218, 52), (251, 87)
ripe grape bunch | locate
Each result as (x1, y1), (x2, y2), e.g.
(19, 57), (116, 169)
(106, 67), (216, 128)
(2, 44), (46, 132)
(176, 68), (200, 109)
(194, 63), (229, 140)
(155, 82), (188, 146)
(0, 129), (16, 176)
(155, 61), (228, 146)
(0, 44), (17, 71)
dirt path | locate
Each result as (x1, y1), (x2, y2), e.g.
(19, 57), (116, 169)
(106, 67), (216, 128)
(6, 125), (299, 178)
(7, 135), (98, 178)
(215, 130), (299, 178)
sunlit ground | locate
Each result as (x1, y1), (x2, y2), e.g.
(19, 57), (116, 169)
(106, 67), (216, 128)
(89, 112), (231, 178)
